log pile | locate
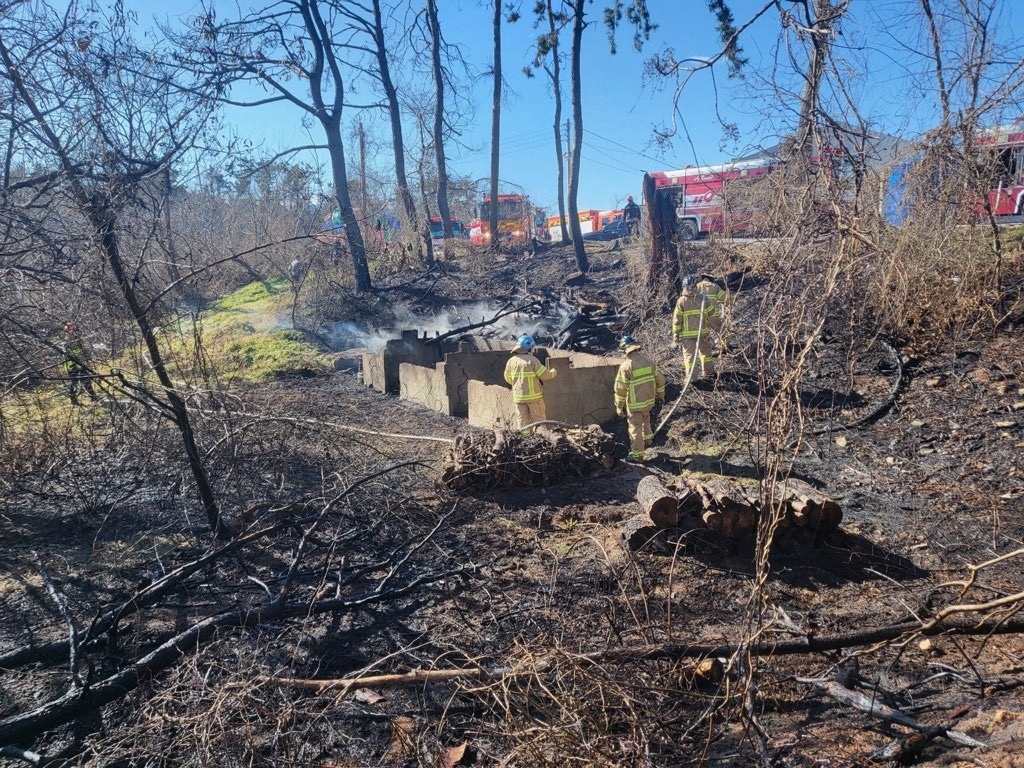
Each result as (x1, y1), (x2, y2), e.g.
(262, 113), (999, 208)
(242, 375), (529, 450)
(626, 473), (843, 548)
(439, 425), (617, 492)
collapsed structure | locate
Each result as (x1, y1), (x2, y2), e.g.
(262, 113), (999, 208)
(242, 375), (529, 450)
(361, 330), (620, 429)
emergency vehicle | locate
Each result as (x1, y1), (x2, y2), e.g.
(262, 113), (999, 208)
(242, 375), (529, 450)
(545, 208), (625, 242)
(468, 193), (538, 246)
(978, 120), (1024, 216)
(429, 216), (466, 256)
(884, 120), (1024, 226)
(648, 157), (777, 239)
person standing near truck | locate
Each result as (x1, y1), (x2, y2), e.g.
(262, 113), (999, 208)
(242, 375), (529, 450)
(622, 195), (641, 237)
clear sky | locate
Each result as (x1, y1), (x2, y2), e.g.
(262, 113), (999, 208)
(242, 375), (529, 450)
(145, 0), (1022, 215)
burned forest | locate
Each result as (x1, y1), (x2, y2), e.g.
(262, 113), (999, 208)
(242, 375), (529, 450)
(2, 1), (1024, 767)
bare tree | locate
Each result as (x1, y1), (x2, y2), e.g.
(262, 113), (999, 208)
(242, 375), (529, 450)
(426, 0), (454, 237)
(562, 0), (655, 273)
(565, 0), (588, 271)
(186, 0), (374, 292)
(0, 3), (230, 538)
(527, 0), (570, 244)
(334, 0), (436, 263)
(489, 0), (503, 252)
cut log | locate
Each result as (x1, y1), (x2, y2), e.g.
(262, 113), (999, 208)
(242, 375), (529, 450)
(774, 478), (843, 530)
(697, 477), (758, 537)
(666, 476), (703, 518)
(636, 475), (679, 528)
(622, 513), (662, 551)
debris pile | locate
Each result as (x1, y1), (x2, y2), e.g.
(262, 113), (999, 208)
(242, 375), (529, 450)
(554, 301), (624, 351)
(439, 425), (617, 491)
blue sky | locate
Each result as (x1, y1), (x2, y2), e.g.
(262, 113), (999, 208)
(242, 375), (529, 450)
(146, 0), (1022, 214)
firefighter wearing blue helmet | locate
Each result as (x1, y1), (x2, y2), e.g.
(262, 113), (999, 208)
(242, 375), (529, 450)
(503, 334), (558, 434)
(614, 335), (666, 460)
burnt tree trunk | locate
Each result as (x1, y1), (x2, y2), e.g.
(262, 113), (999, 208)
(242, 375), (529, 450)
(566, 0), (589, 273)
(644, 172), (680, 291)
(371, 0), (425, 259)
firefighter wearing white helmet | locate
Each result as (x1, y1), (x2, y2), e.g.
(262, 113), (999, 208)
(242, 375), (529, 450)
(503, 334), (557, 434)
(671, 274), (728, 379)
(614, 336), (666, 460)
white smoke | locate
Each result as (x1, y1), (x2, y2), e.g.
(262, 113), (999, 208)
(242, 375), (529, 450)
(322, 300), (574, 352)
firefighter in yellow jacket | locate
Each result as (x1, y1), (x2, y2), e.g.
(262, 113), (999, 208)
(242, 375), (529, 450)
(504, 334), (557, 434)
(614, 336), (666, 460)
(671, 274), (728, 379)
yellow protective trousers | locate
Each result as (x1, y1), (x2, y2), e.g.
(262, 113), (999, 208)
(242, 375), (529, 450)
(626, 408), (653, 457)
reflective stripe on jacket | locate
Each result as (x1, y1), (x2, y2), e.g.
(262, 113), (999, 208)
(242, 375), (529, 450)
(672, 279), (725, 340)
(699, 278), (727, 319)
(614, 351), (666, 412)
(504, 352), (556, 403)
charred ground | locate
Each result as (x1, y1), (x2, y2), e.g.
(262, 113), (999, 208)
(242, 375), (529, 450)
(2, 239), (1024, 767)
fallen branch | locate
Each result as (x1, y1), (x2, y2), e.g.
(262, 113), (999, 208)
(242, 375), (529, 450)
(0, 463), (426, 672)
(245, 667), (500, 694)
(197, 410), (457, 445)
(807, 679), (985, 749)
(231, 616), (1024, 701)
(803, 338), (905, 437)
(0, 566), (461, 748)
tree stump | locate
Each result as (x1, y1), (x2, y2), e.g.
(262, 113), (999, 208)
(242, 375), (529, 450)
(636, 475), (679, 528)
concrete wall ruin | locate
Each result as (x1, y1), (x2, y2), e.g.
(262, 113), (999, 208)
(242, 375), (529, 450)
(466, 351), (619, 429)
(362, 331), (620, 429)
(362, 330), (442, 394)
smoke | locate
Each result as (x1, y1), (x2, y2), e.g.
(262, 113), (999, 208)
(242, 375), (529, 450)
(321, 300), (574, 352)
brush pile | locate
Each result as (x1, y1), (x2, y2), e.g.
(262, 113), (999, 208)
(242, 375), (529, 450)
(439, 425), (617, 491)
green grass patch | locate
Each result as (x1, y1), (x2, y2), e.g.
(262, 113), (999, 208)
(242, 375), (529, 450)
(198, 279), (329, 381)
(213, 278), (289, 312)
(221, 329), (328, 380)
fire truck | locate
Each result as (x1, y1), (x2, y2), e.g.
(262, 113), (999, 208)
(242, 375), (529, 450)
(648, 157), (777, 239)
(979, 120), (1024, 216)
(468, 193), (539, 246)
(884, 120), (1024, 226)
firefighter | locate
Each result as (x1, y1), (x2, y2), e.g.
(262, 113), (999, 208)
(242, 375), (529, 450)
(503, 334), (557, 434)
(614, 335), (666, 461)
(622, 195), (641, 237)
(62, 321), (96, 405)
(670, 274), (728, 380)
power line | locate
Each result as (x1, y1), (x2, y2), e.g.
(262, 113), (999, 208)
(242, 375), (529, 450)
(586, 142), (646, 173)
(581, 153), (641, 176)
(582, 128), (673, 167)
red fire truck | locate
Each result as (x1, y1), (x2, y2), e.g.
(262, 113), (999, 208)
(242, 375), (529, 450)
(468, 193), (539, 246)
(648, 157), (777, 239)
(979, 120), (1024, 216)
